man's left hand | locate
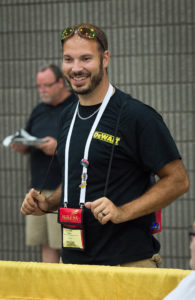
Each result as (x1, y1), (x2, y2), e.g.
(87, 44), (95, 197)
(85, 197), (124, 225)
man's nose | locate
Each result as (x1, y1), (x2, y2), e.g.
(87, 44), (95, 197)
(71, 60), (83, 73)
(38, 85), (47, 93)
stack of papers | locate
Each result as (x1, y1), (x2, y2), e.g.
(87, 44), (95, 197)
(2, 129), (46, 147)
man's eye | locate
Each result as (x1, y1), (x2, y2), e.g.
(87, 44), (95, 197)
(83, 57), (91, 61)
(64, 57), (72, 62)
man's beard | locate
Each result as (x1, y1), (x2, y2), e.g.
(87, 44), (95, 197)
(40, 94), (53, 103)
(66, 58), (104, 95)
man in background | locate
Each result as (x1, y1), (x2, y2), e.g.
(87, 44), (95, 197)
(11, 64), (77, 263)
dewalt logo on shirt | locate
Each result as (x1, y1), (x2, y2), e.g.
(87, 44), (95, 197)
(93, 131), (120, 145)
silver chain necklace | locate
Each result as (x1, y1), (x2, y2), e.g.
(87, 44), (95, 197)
(77, 105), (101, 120)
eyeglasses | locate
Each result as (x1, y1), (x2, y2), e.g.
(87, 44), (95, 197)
(61, 25), (106, 51)
(189, 227), (195, 238)
(37, 80), (58, 89)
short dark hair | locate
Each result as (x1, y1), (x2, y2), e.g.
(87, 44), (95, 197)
(39, 64), (66, 85)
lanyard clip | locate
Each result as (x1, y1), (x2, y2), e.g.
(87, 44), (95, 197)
(80, 158), (89, 168)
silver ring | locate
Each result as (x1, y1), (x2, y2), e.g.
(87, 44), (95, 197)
(101, 211), (106, 217)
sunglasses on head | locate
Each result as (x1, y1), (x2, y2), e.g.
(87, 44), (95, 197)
(61, 25), (106, 51)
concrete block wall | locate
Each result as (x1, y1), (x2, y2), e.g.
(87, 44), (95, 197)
(0, 0), (194, 268)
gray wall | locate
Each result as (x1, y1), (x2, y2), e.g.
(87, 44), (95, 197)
(0, 0), (194, 269)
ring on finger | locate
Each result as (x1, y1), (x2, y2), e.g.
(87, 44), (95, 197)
(101, 211), (106, 217)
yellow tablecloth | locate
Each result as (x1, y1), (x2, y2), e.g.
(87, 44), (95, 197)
(0, 260), (191, 300)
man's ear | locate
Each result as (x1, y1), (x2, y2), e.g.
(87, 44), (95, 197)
(58, 78), (65, 87)
(103, 50), (110, 69)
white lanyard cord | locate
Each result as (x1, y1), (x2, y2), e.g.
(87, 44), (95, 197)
(64, 83), (114, 207)
(64, 101), (79, 205)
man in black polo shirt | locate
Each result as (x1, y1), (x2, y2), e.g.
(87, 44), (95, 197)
(11, 64), (77, 263)
(21, 24), (189, 267)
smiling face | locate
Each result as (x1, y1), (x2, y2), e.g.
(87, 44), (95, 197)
(61, 34), (109, 98)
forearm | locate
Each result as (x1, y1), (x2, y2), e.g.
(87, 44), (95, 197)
(120, 179), (184, 222)
(45, 184), (62, 211)
(119, 160), (189, 223)
(84, 160), (189, 225)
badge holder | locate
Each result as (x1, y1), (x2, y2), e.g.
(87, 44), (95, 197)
(150, 210), (162, 234)
(58, 207), (85, 250)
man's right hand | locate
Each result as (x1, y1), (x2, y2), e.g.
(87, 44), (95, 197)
(10, 143), (29, 154)
(21, 188), (48, 216)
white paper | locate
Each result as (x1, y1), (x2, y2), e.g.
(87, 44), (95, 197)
(2, 129), (46, 147)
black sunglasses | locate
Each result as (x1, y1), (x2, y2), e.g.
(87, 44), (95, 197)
(61, 25), (106, 51)
(37, 80), (58, 89)
(189, 226), (195, 238)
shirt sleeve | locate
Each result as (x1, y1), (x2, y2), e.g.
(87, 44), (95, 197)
(137, 114), (181, 173)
